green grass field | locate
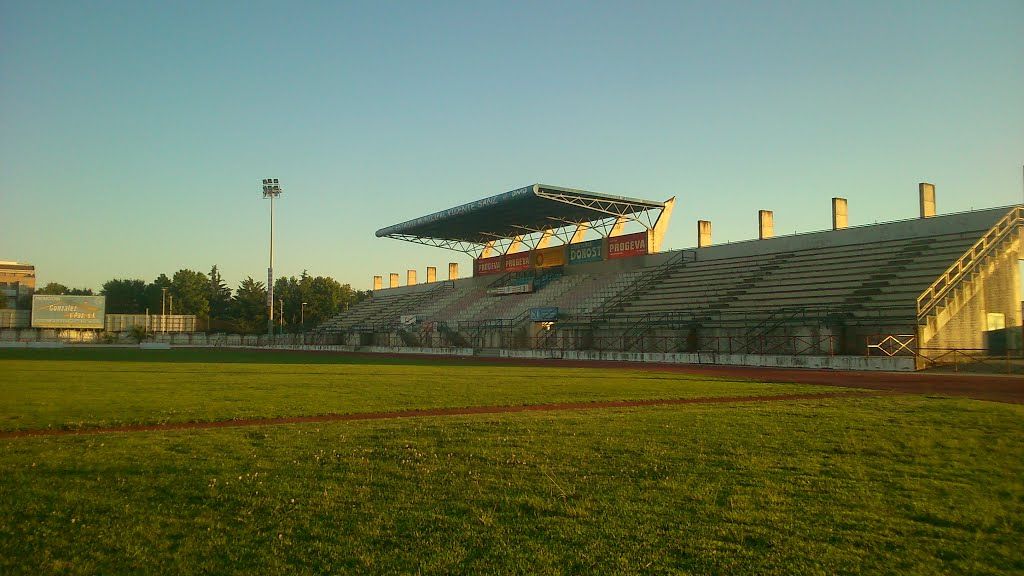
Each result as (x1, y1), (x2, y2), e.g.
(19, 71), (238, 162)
(1, 349), (1022, 575)
(0, 348), (840, 432)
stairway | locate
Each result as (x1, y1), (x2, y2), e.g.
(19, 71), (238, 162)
(917, 207), (1023, 346)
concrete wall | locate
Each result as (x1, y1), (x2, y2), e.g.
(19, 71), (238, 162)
(920, 232), (1022, 350)
(499, 348), (915, 371)
(679, 206), (1011, 263)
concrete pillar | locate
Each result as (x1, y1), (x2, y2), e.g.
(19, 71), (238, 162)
(407, 269), (417, 286)
(649, 196), (675, 253)
(373, 276), (382, 291)
(389, 273), (399, 288)
(758, 210), (774, 240)
(698, 220), (712, 247)
(832, 197), (848, 230)
(426, 267), (436, 283)
(535, 230), (554, 250)
(919, 183), (936, 218)
(507, 235), (525, 254)
(448, 262), (459, 280)
(570, 223), (589, 243)
(609, 216), (629, 237)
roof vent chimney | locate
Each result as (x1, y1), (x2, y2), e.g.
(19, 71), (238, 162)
(697, 220), (712, 247)
(919, 183), (936, 218)
(758, 210), (774, 240)
(832, 197), (848, 230)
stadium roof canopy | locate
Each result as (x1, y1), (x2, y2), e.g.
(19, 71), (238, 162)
(376, 184), (674, 256)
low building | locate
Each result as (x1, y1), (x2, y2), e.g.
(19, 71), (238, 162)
(0, 261), (35, 309)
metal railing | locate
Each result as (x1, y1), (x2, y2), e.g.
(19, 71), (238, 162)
(865, 334), (917, 357)
(916, 206), (1022, 319)
(591, 250), (695, 322)
(917, 347), (1022, 374)
(532, 332), (837, 356)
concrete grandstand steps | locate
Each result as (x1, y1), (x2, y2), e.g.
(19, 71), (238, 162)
(313, 283), (463, 334)
(461, 273), (589, 324)
(602, 227), (989, 330)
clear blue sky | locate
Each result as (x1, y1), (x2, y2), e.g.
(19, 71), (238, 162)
(2, 1), (1021, 291)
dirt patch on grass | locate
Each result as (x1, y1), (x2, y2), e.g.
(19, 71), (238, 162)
(0, 391), (880, 439)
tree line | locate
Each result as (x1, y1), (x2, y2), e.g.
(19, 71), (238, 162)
(34, 266), (368, 333)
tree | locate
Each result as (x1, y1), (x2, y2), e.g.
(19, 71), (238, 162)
(101, 279), (146, 314)
(208, 265), (232, 320)
(230, 277), (267, 333)
(144, 274), (173, 315)
(36, 283), (70, 295)
(273, 275), (303, 331)
(303, 275), (345, 328)
(67, 287), (94, 296)
(171, 269), (210, 319)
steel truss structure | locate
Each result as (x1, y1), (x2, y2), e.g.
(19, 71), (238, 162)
(375, 184), (672, 258)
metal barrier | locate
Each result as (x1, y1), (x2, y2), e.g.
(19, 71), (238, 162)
(917, 347), (1022, 375)
(866, 334), (917, 357)
(531, 333), (837, 355)
(866, 334), (1022, 373)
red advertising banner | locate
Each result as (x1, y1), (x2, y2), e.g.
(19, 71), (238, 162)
(503, 252), (533, 272)
(607, 231), (649, 259)
(474, 256), (503, 276)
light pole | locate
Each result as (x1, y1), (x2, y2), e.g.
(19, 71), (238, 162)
(300, 301), (308, 345)
(161, 288), (167, 332)
(262, 178), (282, 340)
(279, 298), (284, 331)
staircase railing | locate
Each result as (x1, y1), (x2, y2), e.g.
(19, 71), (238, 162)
(396, 327), (420, 347)
(592, 250), (695, 323)
(620, 314), (653, 351)
(435, 321), (469, 347)
(738, 307), (804, 352)
(916, 206), (1023, 319)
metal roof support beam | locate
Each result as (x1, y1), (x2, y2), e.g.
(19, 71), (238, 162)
(506, 236), (526, 254)
(534, 188), (663, 219)
(382, 234), (483, 256)
(376, 184), (672, 254)
(609, 216), (629, 237)
(479, 233), (517, 257)
(591, 217), (618, 238)
(508, 224), (565, 250)
(535, 229), (555, 249)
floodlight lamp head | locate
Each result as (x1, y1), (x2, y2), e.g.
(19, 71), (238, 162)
(262, 178), (283, 198)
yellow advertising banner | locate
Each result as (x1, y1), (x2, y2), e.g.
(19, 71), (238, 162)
(533, 245), (566, 268)
(31, 295), (106, 329)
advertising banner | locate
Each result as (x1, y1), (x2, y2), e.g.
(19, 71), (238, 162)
(533, 246), (566, 268)
(608, 231), (649, 259)
(487, 283), (533, 296)
(474, 256), (503, 276)
(568, 239), (604, 264)
(503, 252), (532, 273)
(529, 307), (559, 321)
(31, 295), (106, 329)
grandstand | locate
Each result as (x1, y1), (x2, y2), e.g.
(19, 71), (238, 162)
(313, 183), (1022, 369)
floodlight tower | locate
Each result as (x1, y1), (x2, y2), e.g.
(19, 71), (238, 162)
(262, 178), (283, 340)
